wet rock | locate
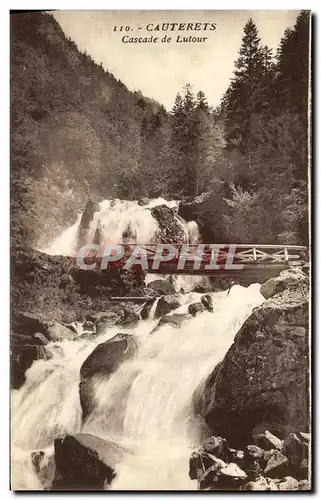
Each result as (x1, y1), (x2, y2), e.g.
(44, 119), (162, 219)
(188, 302), (205, 317)
(154, 295), (180, 319)
(260, 267), (308, 300)
(217, 463), (247, 489)
(197, 455), (227, 490)
(11, 344), (52, 389)
(283, 432), (308, 467)
(116, 309), (140, 328)
(245, 444), (265, 459)
(147, 278), (175, 295)
(44, 323), (77, 342)
(197, 276), (309, 445)
(150, 205), (185, 244)
(79, 333), (138, 420)
(194, 283), (213, 293)
(298, 431), (310, 444)
(83, 320), (95, 331)
(201, 294), (213, 312)
(297, 458), (309, 480)
(139, 297), (157, 320)
(202, 436), (233, 463)
(87, 311), (122, 323)
(298, 479), (311, 490)
(33, 332), (49, 345)
(253, 430), (283, 451)
(278, 476), (299, 490)
(263, 449), (289, 478)
(31, 449), (56, 489)
(230, 449), (244, 467)
(94, 313), (120, 335)
(241, 476), (279, 490)
(241, 445), (265, 478)
(52, 433), (125, 490)
(138, 197), (149, 206)
(78, 199), (101, 248)
(77, 333), (95, 341)
(11, 311), (49, 337)
(158, 314), (190, 328)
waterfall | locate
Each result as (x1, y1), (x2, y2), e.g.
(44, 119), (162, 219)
(41, 198), (183, 256)
(13, 196), (266, 490)
(11, 284), (265, 490)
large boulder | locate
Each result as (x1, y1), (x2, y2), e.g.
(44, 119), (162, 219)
(196, 272), (309, 447)
(150, 205), (186, 244)
(150, 313), (191, 335)
(201, 294), (214, 312)
(78, 199), (101, 248)
(11, 342), (52, 389)
(147, 278), (175, 295)
(116, 309), (140, 328)
(154, 295), (181, 319)
(52, 433), (126, 490)
(188, 302), (205, 317)
(79, 333), (138, 420)
(94, 313), (120, 335)
(11, 311), (49, 336)
(158, 313), (190, 328)
(44, 323), (77, 342)
(260, 267), (308, 300)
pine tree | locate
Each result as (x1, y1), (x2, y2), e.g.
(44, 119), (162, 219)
(182, 83), (195, 114)
(276, 10), (310, 181)
(224, 18), (266, 156)
(196, 90), (209, 112)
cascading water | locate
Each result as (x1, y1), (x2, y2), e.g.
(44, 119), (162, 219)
(12, 197), (265, 490)
(11, 284), (265, 490)
(42, 198), (181, 256)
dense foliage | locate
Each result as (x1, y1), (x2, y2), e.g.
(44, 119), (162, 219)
(11, 11), (310, 248)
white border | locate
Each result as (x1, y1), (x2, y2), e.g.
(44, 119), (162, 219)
(2, 2), (319, 499)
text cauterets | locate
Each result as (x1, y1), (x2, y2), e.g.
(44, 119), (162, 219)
(145, 22), (217, 31)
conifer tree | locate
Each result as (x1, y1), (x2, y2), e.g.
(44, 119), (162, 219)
(223, 18), (265, 156)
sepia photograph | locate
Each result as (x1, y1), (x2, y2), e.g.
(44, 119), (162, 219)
(10, 9), (311, 491)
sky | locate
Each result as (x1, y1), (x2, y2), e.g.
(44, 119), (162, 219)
(53, 10), (299, 110)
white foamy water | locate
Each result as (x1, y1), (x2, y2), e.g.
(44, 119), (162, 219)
(42, 198), (181, 256)
(11, 284), (265, 490)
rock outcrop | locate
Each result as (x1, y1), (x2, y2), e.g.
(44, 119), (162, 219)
(260, 267), (309, 300)
(154, 295), (181, 319)
(188, 302), (205, 317)
(196, 267), (309, 446)
(78, 199), (101, 248)
(11, 337), (53, 389)
(150, 205), (186, 244)
(79, 333), (138, 420)
(147, 278), (176, 295)
(189, 430), (310, 491)
(11, 247), (146, 326)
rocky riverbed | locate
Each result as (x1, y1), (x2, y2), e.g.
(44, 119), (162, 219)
(10, 245), (311, 490)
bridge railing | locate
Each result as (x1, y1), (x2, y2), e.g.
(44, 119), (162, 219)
(130, 244), (308, 266)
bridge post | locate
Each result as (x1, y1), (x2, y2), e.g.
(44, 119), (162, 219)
(253, 247), (257, 261)
(284, 247), (289, 262)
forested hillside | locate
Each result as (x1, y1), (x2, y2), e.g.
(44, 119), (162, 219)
(10, 11), (310, 249)
(11, 11), (171, 248)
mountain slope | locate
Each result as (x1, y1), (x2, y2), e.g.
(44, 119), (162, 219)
(10, 11), (170, 248)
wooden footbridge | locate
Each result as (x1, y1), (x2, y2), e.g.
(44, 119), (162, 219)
(139, 243), (308, 279)
(87, 243), (308, 282)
